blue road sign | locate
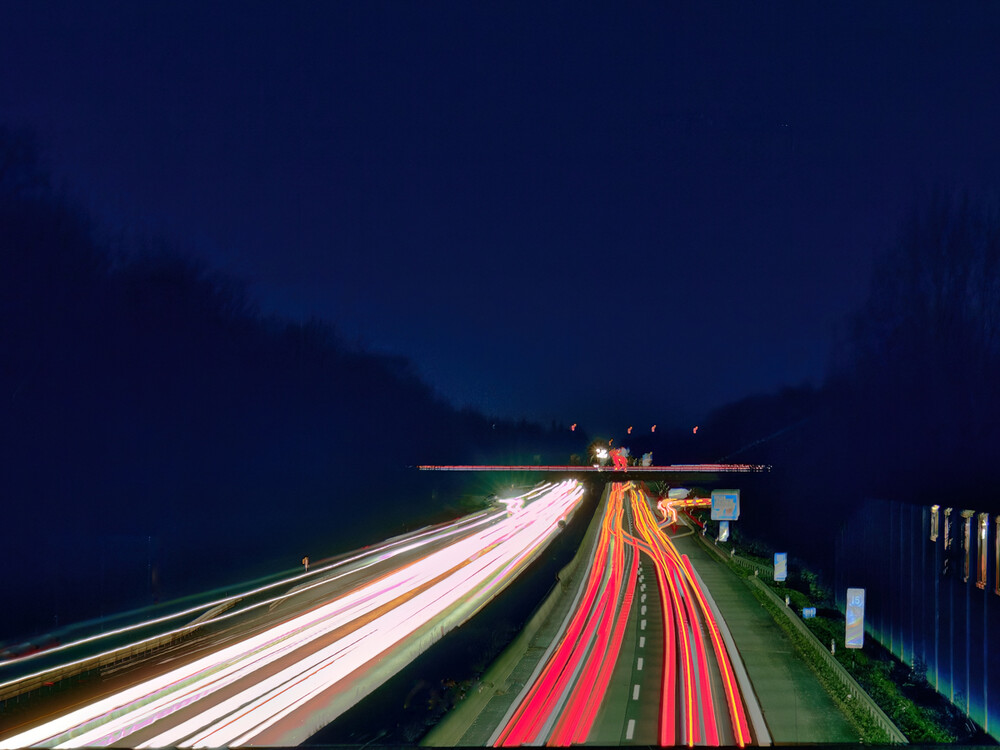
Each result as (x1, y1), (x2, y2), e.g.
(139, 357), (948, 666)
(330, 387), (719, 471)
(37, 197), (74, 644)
(774, 552), (788, 582)
(711, 489), (740, 520)
(846, 587), (866, 648)
(802, 607), (817, 619)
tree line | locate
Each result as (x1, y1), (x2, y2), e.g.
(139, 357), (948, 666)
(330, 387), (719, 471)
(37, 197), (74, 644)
(692, 189), (1000, 568)
(0, 126), (577, 639)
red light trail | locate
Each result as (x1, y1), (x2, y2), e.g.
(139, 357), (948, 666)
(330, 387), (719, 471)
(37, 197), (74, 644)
(494, 482), (753, 746)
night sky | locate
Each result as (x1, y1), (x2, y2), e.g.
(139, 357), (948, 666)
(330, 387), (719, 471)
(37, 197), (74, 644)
(3, 2), (999, 433)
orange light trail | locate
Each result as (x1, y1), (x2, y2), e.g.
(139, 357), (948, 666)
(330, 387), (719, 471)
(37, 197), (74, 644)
(494, 482), (751, 747)
(634, 487), (750, 747)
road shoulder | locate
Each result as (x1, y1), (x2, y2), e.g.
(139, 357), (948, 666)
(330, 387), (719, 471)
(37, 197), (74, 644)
(675, 532), (860, 745)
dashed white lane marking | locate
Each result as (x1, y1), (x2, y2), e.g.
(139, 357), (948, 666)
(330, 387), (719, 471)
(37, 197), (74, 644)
(641, 605), (647, 615)
(640, 619), (647, 630)
(641, 593), (647, 603)
(639, 636), (646, 647)
(626, 719), (636, 740)
(632, 684), (641, 700)
(637, 657), (644, 671)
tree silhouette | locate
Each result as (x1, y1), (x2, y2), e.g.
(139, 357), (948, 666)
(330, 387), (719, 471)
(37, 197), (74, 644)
(841, 190), (1000, 497)
(0, 126), (577, 641)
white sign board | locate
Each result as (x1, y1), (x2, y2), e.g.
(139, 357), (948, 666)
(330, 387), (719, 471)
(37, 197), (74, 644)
(774, 552), (788, 582)
(711, 489), (740, 520)
(845, 587), (866, 649)
(718, 520), (730, 542)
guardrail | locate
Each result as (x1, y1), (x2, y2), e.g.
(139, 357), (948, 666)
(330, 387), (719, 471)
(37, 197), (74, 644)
(745, 577), (907, 744)
(725, 549), (774, 581)
(695, 533), (774, 580)
(0, 600), (241, 705)
(695, 535), (907, 744)
(0, 630), (188, 704)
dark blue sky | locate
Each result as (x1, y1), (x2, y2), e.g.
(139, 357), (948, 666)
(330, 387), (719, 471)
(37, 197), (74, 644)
(3, 2), (999, 433)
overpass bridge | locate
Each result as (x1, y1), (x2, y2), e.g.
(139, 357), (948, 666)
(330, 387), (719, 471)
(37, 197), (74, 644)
(419, 463), (770, 484)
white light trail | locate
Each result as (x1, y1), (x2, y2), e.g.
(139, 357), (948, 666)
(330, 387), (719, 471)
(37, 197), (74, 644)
(0, 509), (503, 694)
(0, 481), (583, 749)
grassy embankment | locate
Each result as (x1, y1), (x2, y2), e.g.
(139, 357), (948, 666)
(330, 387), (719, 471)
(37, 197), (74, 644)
(698, 528), (956, 744)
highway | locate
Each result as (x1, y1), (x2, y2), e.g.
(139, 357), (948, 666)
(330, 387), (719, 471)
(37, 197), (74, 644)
(492, 482), (638, 745)
(0, 481), (584, 748)
(491, 482), (753, 747)
(630, 486), (751, 746)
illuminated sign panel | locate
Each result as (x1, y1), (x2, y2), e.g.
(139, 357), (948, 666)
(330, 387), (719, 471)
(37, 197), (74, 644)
(995, 516), (1000, 597)
(718, 520), (730, 542)
(977, 512), (989, 590)
(774, 552), (788, 582)
(845, 587), (865, 648)
(944, 507), (953, 551)
(710, 489), (740, 520)
(930, 504), (939, 542)
(962, 510), (974, 583)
